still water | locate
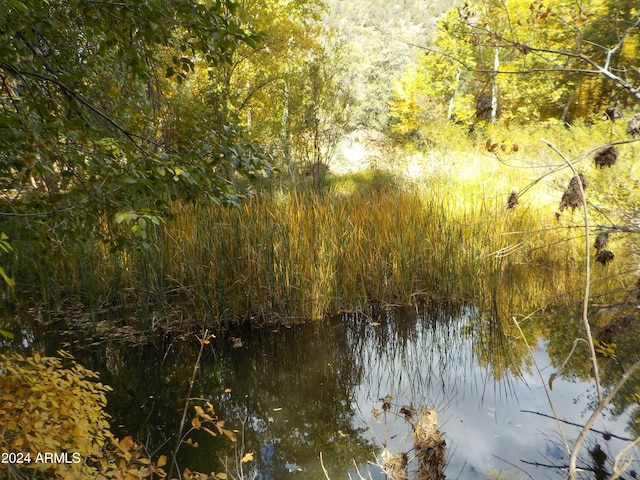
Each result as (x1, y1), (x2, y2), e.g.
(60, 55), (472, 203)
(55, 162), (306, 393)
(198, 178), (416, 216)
(4, 303), (638, 479)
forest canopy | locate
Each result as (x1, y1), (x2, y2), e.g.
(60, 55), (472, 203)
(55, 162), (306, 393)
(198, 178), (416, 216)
(1, 0), (639, 292)
(389, 0), (640, 134)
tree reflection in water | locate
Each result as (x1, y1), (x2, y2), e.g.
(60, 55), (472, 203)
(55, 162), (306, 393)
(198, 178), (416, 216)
(2, 303), (637, 479)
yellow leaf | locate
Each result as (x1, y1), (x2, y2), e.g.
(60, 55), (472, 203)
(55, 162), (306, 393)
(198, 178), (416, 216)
(202, 427), (218, 437)
(157, 455), (167, 468)
(191, 416), (201, 429)
(215, 473), (228, 479)
(222, 429), (237, 442)
(241, 453), (254, 463)
(185, 438), (199, 448)
(119, 436), (134, 452)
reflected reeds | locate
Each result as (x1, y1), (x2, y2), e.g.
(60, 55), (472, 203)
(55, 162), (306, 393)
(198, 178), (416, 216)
(2, 300), (637, 479)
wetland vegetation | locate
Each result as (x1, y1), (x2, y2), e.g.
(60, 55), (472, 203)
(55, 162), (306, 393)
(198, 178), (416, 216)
(1, 0), (640, 478)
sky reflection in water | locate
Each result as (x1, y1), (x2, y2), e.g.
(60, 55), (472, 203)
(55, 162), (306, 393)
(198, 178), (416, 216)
(4, 304), (637, 480)
(338, 306), (637, 480)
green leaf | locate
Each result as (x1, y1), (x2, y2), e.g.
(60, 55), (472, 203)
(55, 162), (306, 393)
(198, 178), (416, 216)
(0, 329), (14, 339)
(114, 212), (138, 224)
(0, 266), (15, 287)
(8, 0), (29, 14)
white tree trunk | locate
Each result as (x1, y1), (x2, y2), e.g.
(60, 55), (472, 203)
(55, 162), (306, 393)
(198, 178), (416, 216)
(491, 48), (499, 122)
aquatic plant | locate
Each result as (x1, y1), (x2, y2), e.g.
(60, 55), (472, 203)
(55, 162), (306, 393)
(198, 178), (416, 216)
(3, 168), (625, 327)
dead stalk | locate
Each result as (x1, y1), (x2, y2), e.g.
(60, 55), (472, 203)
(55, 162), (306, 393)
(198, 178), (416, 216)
(569, 359), (640, 480)
(540, 138), (640, 480)
(170, 329), (213, 478)
(320, 452), (332, 480)
(610, 437), (640, 480)
(541, 138), (601, 404)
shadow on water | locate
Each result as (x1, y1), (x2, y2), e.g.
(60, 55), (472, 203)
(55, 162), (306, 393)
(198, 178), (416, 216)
(1, 303), (638, 479)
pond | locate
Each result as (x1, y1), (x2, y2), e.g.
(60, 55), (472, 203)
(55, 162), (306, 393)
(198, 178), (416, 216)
(2, 303), (638, 479)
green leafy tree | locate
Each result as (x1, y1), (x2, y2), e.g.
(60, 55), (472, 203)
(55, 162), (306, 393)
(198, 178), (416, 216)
(0, 0), (267, 249)
(391, 0), (640, 126)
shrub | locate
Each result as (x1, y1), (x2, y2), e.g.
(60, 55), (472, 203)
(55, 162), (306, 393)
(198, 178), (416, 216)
(0, 351), (165, 479)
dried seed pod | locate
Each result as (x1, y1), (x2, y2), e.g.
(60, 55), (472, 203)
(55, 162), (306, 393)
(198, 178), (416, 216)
(380, 395), (393, 412)
(382, 450), (408, 480)
(506, 189), (519, 210)
(594, 231), (609, 251)
(627, 113), (640, 137)
(485, 138), (493, 151)
(595, 249), (614, 266)
(594, 146), (618, 168)
(558, 174), (587, 212)
(605, 101), (622, 121)
(400, 404), (416, 420)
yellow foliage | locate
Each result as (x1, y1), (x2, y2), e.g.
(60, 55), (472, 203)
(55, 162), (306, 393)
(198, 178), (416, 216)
(0, 351), (164, 479)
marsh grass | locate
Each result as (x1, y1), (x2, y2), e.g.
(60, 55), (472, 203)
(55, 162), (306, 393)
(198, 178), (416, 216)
(153, 178), (618, 324)
(4, 131), (633, 325)
(5, 181), (625, 325)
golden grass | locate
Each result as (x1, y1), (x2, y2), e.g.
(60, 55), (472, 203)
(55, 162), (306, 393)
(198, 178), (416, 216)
(158, 178), (615, 323)
(7, 121), (637, 325)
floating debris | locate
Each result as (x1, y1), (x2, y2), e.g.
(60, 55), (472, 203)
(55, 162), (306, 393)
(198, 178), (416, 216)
(558, 174), (587, 213)
(382, 449), (408, 480)
(413, 409), (446, 480)
(627, 113), (640, 137)
(594, 146), (618, 168)
(506, 189), (519, 210)
(595, 249), (614, 266)
(380, 394), (394, 412)
(594, 231), (609, 251)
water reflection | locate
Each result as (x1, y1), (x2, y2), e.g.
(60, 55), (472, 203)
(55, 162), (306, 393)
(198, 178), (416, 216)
(1, 304), (638, 479)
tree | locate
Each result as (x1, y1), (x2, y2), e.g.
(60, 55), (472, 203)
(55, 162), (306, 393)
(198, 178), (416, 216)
(391, 0), (640, 125)
(0, 0), (268, 251)
(447, 0), (640, 120)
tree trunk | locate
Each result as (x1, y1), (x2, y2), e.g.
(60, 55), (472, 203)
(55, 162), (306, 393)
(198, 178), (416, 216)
(491, 47), (499, 122)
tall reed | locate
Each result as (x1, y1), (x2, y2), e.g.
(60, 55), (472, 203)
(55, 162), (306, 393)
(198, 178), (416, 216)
(159, 182), (607, 323)
(4, 177), (627, 324)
